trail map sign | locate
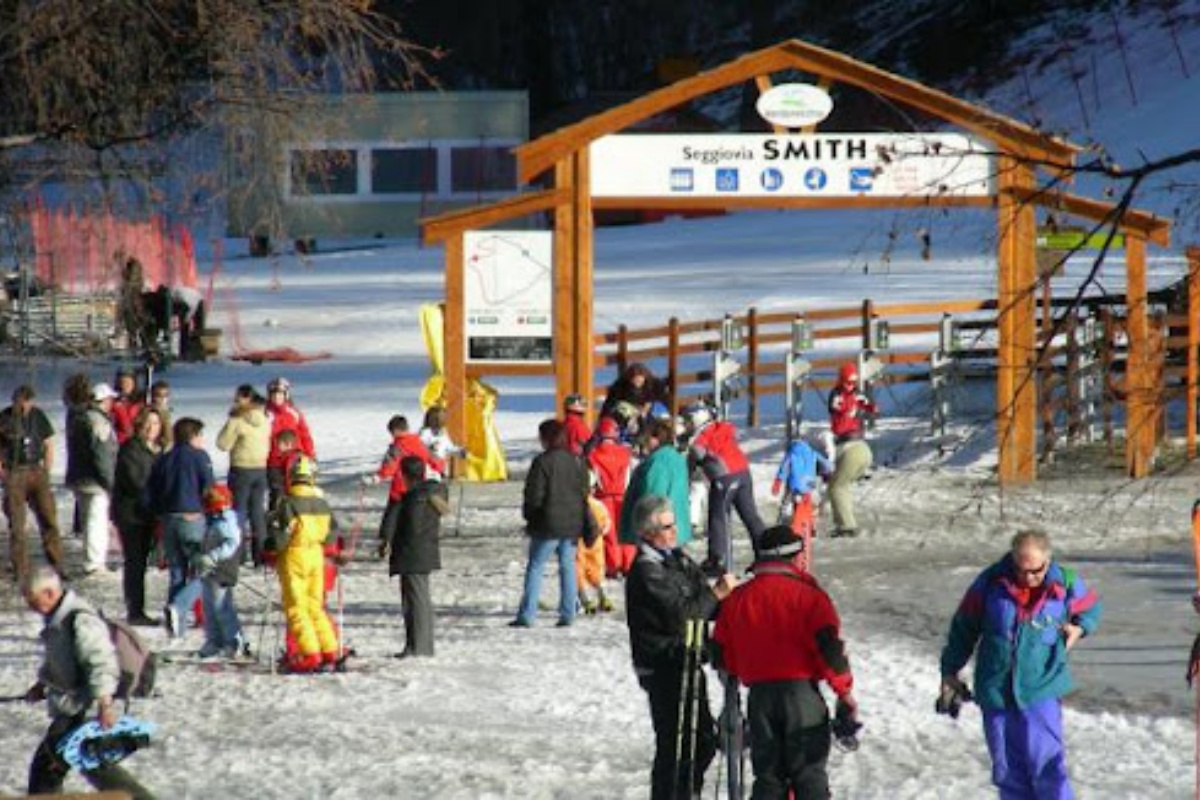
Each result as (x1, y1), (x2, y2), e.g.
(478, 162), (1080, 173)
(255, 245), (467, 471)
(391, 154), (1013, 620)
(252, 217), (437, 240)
(463, 230), (553, 364)
(589, 133), (994, 198)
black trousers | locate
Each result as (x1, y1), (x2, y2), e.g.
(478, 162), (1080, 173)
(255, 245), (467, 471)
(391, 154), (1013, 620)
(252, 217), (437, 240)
(29, 713), (155, 799)
(639, 665), (717, 800)
(706, 469), (766, 565)
(746, 681), (832, 800)
(121, 519), (156, 618)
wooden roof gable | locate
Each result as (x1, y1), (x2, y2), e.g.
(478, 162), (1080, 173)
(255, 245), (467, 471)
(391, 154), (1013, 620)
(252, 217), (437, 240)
(514, 38), (1081, 184)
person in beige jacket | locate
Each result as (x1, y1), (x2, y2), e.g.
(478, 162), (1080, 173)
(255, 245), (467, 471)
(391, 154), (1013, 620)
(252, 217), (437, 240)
(216, 384), (271, 566)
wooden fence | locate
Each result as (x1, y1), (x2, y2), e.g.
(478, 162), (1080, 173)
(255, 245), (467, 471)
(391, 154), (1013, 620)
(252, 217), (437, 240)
(593, 287), (1199, 463)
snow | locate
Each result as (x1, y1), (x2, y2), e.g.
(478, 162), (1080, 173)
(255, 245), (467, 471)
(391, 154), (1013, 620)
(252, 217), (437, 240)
(3, 8), (1200, 798)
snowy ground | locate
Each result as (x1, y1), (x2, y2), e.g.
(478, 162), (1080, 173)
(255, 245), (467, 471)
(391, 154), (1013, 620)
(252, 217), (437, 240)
(3, 8), (1200, 798)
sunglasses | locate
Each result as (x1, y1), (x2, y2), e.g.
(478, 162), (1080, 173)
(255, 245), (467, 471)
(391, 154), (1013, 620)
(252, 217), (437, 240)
(1017, 561), (1048, 577)
(658, 521), (677, 530)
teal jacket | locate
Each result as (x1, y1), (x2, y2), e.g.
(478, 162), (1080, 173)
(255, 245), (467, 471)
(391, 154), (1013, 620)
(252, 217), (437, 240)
(619, 445), (693, 547)
(940, 555), (1101, 710)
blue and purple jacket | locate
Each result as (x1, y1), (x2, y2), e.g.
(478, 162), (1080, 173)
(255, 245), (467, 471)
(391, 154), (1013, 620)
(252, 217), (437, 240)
(940, 554), (1101, 710)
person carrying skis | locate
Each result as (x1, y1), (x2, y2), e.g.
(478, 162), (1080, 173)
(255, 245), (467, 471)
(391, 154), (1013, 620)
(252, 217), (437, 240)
(826, 362), (876, 538)
(771, 429), (832, 539)
(939, 530), (1101, 800)
(561, 393), (592, 456)
(266, 455), (344, 673)
(21, 566), (155, 798)
(369, 415), (440, 549)
(683, 403), (766, 575)
(195, 484), (246, 660)
(380, 455), (449, 658)
(626, 494), (736, 800)
(712, 525), (858, 799)
(588, 416), (636, 577)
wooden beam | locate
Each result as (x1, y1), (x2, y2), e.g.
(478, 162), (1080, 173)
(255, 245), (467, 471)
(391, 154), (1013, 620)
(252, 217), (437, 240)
(553, 158), (576, 419)
(1125, 234), (1153, 477)
(1004, 185), (1171, 248)
(1189, 246), (1200, 459)
(573, 148), (596, 424)
(516, 39), (1080, 184)
(444, 235), (467, 458)
(421, 188), (568, 245)
(996, 158), (1038, 484)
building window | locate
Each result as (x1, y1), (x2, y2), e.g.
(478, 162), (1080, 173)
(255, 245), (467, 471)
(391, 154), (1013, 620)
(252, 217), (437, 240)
(450, 146), (516, 192)
(372, 147), (437, 194)
(290, 149), (358, 195)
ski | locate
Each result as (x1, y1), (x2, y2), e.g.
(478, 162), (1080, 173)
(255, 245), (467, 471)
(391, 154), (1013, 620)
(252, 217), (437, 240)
(722, 535), (745, 800)
(674, 618), (705, 799)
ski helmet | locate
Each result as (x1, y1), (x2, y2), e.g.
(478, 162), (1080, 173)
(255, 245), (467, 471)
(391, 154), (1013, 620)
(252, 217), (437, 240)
(267, 377), (292, 398)
(564, 393), (587, 413)
(289, 455), (317, 486)
(838, 363), (858, 385)
(204, 483), (233, 514)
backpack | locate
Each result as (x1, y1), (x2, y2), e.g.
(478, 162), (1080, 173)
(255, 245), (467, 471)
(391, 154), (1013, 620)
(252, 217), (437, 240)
(69, 610), (158, 702)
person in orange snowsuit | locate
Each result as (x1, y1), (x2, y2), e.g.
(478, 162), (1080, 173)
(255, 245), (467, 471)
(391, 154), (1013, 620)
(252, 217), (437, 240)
(588, 417), (636, 577)
(576, 496), (612, 613)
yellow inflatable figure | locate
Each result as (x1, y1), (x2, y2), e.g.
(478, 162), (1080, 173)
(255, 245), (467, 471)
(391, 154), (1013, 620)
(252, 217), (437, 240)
(419, 303), (507, 481)
(274, 456), (340, 672)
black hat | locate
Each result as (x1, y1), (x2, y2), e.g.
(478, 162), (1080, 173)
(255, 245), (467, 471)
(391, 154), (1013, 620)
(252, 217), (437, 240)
(758, 525), (805, 559)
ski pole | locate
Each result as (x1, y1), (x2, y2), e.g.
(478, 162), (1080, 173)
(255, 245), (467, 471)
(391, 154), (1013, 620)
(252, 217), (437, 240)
(673, 619), (696, 800)
(453, 479), (466, 537)
(0, 693), (28, 704)
(687, 622), (704, 799)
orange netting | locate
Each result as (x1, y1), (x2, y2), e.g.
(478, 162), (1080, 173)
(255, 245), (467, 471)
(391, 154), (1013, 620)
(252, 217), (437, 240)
(29, 199), (198, 293)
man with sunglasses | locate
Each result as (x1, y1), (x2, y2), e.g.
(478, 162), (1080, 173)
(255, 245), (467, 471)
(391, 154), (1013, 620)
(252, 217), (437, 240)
(939, 530), (1101, 799)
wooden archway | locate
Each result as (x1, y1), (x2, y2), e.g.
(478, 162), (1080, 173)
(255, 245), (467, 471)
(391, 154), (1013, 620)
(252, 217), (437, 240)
(422, 38), (1171, 484)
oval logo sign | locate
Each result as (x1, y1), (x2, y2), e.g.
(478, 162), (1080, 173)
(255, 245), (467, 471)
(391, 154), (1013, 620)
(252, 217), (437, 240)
(756, 83), (834, 128)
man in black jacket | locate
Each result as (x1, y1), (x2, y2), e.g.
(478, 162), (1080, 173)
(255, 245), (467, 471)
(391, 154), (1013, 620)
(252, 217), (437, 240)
(511, 419), (592, 628)
(626, 493), (736, 800)
(382, 455), (450, 658)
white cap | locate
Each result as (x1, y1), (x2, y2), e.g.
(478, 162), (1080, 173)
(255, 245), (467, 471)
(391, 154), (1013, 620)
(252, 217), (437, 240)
(91, 382), (118, 402)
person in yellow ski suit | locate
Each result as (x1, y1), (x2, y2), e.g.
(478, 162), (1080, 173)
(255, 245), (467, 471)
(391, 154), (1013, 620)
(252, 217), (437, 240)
(270, 456), (341, 673)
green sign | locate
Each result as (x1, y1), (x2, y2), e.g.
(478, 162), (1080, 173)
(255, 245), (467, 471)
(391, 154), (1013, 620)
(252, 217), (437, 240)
(1035, 231), (1125, 251)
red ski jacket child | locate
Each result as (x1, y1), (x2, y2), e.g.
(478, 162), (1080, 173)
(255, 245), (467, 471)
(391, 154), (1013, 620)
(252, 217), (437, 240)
(587, 419), (635, 576)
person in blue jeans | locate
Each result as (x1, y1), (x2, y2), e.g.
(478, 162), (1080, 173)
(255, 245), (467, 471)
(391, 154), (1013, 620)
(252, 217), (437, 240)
(939, 530), (1101, 800)
(195, 484), (245, 658)
(144, 417), (214, 637)
(512, 419), (594, 628)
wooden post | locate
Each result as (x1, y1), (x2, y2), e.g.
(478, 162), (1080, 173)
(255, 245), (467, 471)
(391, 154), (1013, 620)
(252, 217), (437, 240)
(617, 324), (629, 375)
(861, 299), (874, 350)
(996, 159), (1038, 483)
(1187, 246), (1200, 459)
(747, 306), (760, 427)
(553, 158), (577, 418)
(444, 235), (467, 454)
(668, 317), (680, 414)
(1125, 233), (1152, 476)
(1100, 307), (1115, 449)
(572, 149), (596, 424)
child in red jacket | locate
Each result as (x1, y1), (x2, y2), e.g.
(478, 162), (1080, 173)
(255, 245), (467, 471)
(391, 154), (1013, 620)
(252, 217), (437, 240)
(367, 415), (440, 546)
(561, 394), (591, 456)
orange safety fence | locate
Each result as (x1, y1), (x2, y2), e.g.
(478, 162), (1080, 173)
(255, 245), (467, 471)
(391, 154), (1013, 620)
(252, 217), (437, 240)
(29, 199), (198, 293)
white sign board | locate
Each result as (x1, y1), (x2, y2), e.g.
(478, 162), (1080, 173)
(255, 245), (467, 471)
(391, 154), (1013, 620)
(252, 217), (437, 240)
(464, 230), (553, 364)
(756, 83), (834, 128)
(590, 133), (995, 198)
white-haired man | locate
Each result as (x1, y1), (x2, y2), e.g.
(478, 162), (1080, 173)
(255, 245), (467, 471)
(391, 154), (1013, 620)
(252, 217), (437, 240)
(22, 567), (153, 797)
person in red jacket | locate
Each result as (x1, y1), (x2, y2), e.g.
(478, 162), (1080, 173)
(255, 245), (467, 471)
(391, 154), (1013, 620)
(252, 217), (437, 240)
(684, 403), (766, 575)
(109, 368), (144, 445)
(588, 416), (636, 577)
(561, 393), (591, 456)
(826, 362), (877, 538)
(369, 415), (440, 546)
(266, 377), (315, 507)
(712, 524), (859, 799)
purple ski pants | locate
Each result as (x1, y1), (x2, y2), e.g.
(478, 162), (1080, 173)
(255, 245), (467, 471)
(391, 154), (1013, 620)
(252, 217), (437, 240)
(982, 698), (1074, 800)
